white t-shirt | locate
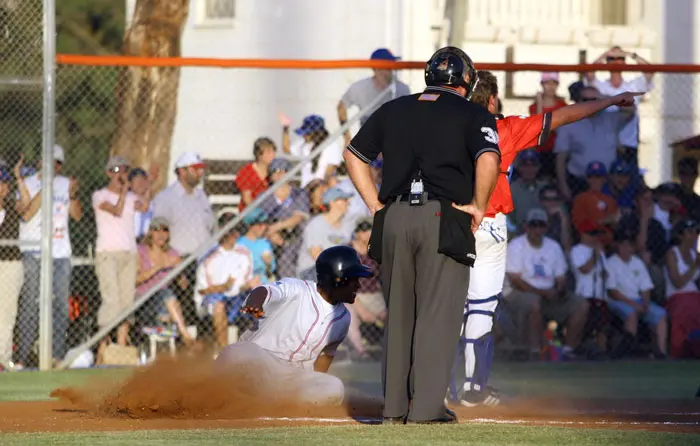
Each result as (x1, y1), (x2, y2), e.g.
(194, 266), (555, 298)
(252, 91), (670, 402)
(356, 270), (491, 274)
(288, 138), (343, 188)
(664, 246), (700, 298)
(606, 254), (653, 300)
(296, 214), (354, 275)
(570, 243), (608, 299)
(240, 278), (350, 371)
(195, 244), (253, 311)
(17, 174), (72, 258)
(92, 188), (139, 252)
(506, 235), (568, 290)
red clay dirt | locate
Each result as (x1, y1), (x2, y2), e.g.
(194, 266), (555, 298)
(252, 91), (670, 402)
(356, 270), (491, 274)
(0, 354), (697, 434)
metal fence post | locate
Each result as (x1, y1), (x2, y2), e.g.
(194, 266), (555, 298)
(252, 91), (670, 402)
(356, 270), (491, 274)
(39, 0), (57, 371)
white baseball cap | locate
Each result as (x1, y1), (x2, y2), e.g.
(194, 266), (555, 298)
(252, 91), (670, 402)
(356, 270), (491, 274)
(175, 151), (206, 169)
(54, 145), (65, 163)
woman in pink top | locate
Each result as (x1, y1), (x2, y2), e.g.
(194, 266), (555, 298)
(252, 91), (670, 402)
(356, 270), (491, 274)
(136, 217), (194, 346)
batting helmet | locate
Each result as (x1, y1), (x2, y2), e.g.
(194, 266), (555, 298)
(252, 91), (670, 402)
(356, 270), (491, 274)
(425, 46), (479, 99)
(316, 246), (372, 288)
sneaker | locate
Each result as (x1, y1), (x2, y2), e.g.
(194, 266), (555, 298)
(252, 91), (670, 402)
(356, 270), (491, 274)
(460, 387), (501, 407)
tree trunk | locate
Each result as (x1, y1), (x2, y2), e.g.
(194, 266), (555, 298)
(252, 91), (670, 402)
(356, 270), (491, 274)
(110, 0), (189, 193)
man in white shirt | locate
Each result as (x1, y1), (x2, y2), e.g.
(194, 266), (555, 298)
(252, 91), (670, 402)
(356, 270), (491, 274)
(570, 220), (611, 355)
(503, 208), (587, 359)
(215, 245), (372, 407)
(15, 145), (83, 367)
(606, 233), (668, 359)
(584, 46), (655, 165)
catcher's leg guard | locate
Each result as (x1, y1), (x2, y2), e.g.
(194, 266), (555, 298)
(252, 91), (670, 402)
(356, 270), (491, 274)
(463, 293), (500, 393)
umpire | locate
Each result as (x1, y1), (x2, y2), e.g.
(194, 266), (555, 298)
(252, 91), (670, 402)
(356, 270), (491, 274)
(343, 47), (501, 424)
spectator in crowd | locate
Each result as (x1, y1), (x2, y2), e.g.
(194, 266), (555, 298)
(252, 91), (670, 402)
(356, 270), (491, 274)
(509, 150), (548, 233)
(196, 214), (259, 350)
(652, 182), (683, 237)
(529, 72), (567, 178)
(607, 232), (668, 359)
(92, 156), (151, 347)
(235, 137), (277, 212)
(129, 167), (155, 242)
(15, 145), (82, 368)
(584, 46), (655, 166)
(135, 217), (194, 346)
(664, 219), (700, 358)
(237, 208), (276, 283)
(0, 165), (22, 371)
(570, 220), (610, 355)
(676, 157), (700, 222)
(296, 187), (354, 281)
(555, 86), (636, 200)
(305, 179), (329, 216)
(259, 158), (310, 278)
(538, 185), (573, 253)
(602, 160), (638, 216)
(337, 48), (411, 146)
(571, 161), (620, 247)
(344, 218), (385, 360)
(337, 157), (383, 227)
(152, 151), (214, 325)
(282, 115), (342, 188)
(503, 208), (587, 360)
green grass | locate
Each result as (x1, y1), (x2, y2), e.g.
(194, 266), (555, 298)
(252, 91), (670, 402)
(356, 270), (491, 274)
(1, 425), (698, 446)
(0, 360), (698, 444)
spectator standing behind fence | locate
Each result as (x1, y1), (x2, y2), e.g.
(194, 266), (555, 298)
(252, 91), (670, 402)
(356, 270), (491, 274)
(555, 86), (636, 200)
(235, 137), (276, 212)
(607, 232), (668, 359)
(282, 115), (342, 188)
(152, 152), (214, 325)
(571, 161), (620, 247)
(664, 219), (700, 358)
(538, 185), (573, 253)
(337, 48), (411, 147)
(237, 209), (276, 284)
(509, 150), (548, 234)
(529, 72), (567, 179)
(676, 157), (700, 222)
(296, 188), (354, 281)
(129, 167), (156, 241)
(0, 166), (22, 371)
(92, 156), (151, 347)
(584, 46), (655, 166)
(135, 217), (194, 346)
(14, 146), (82, 368)
(258, 158), (310, 279)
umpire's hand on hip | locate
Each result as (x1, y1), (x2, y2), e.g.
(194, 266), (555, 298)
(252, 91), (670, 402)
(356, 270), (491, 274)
(452, 202), (485, 233)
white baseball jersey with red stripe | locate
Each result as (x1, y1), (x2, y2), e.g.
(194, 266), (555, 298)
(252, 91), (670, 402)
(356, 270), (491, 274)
(239, 278), (350, 371)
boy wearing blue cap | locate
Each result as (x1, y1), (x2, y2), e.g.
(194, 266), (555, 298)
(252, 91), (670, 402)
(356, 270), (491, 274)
(237, 208), (277, 283)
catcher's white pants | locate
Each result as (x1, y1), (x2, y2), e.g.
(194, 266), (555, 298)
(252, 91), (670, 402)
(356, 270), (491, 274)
(216, 342), (345, 406)
(463, 213), (507, 391)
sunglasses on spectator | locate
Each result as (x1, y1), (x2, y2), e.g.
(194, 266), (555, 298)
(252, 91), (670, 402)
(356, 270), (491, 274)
(528, 220), (547, 228)
(152, 225), (169, 232)
(110, 165), (130, 173)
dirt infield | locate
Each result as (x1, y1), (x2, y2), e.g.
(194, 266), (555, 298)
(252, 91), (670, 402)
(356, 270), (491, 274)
(0, 355), (698, 434)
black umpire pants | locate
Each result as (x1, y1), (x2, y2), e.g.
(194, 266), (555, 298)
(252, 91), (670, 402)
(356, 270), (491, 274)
(381, 200), (471, 421)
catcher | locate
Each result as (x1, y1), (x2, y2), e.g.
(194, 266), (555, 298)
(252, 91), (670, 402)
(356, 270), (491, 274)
(215, 245), (372, 406)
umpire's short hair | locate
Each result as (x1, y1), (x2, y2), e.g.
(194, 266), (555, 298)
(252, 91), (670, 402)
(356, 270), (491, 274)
(470, 70), (498, 110)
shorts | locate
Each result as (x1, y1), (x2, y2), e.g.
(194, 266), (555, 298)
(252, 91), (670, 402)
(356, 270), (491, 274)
(202, 293), (251, 325)
(504, 290), (584, 325)
(468, 213), (507, 301)
(607, 297), (666, 326)
(355, 291), (386, 315)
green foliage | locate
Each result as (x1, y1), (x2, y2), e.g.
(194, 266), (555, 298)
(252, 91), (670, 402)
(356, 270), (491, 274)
(0, 0), (126, 256)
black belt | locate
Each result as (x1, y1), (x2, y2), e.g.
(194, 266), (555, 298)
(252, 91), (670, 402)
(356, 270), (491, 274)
(394, 192), (439, 203)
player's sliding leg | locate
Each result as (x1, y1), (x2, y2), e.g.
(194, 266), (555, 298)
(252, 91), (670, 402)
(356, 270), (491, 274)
(290, 369), (346, 406)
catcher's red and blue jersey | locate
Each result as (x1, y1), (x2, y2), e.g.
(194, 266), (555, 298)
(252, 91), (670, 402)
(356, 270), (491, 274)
(486, 112), (552, 216)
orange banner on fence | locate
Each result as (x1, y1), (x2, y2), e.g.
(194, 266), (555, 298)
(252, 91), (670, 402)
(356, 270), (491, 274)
(55, 54), (700, 73)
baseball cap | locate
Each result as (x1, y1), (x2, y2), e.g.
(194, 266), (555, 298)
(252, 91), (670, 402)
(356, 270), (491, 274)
(322, 187), (353, 205)
(526, 208), (549, 224)
(0, 168), (11, 183)
(295, 115), (325, 136)
(517, 150), (540, 165)
(586, 161), (608, 177)
(149, 216), (170, 230)
(174, 152), (206, 169)
(269, 158), (292, 173)
(106, 155), (130, 171)
(242, 208), (269, 226)
(370, 48), (399, 61)
(54, 145), (65, 163)
(610, 160), (633, 176)
(128, 167), (148, 182)
(540, 72), (559, 83)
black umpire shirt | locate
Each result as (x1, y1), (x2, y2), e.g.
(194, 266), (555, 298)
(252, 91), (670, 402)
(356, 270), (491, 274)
(347, 85), (500, 205)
